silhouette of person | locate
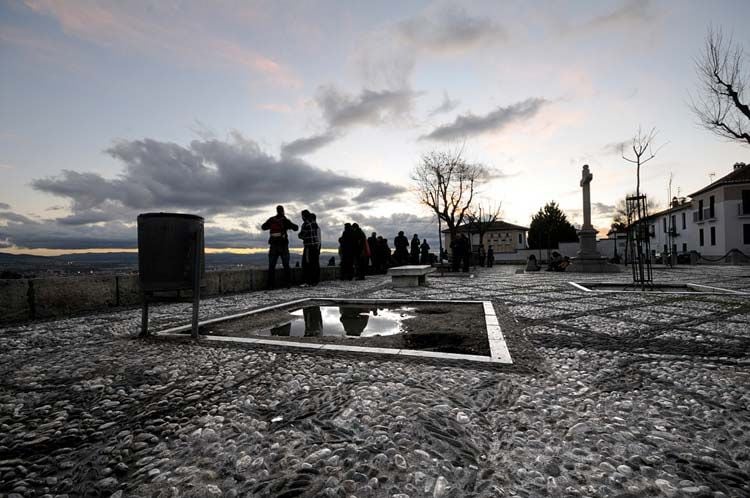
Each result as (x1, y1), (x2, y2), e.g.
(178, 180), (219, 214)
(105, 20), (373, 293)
(368, 232), (379, 273)
(298, 210), (321, 286)
(352, 223), (368, 280)
(261, 205), (298, 289)
(420, 239), (430, 264)
(410, 234), (420, 264)
(393, 231), (409, 265)
(339, 306), (369, 336)
(339, 223), (354, 280)
(302, 306), (323, 336)
(486, 246), (494, 267)
(377, 236), (391, 273)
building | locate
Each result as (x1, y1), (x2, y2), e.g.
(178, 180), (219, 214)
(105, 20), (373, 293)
(443, 221), (528, 255)
(646, 197), (694, 258)
(639, 162), (750, 261)
(687, 162), (750, 258)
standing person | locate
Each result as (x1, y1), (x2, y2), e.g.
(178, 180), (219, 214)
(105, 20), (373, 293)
(486, 246), (494, 267)
(367, 232), (379, 274)
(450, 235), (462, 272)
(298, 210), (321, 286)
(394, 231), (409, 265)
(339, 223), (355, 280)
(461, 234), (471, 272)
(478, 245), (486, 267)
(352, 223), (368, 280)
(420, 239), (430, 264)
(261, 205), (298, 289)
(377, 236), (391, 273)
(410, 234), (420, 264)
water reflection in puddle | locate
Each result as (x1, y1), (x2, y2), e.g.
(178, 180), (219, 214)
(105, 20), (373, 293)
(261, 305), (415, 337)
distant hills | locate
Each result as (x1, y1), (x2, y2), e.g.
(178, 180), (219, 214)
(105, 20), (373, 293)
(0, 251), (330, 276)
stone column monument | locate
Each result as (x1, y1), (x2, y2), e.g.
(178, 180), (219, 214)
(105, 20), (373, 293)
(567, 164), (621, 273)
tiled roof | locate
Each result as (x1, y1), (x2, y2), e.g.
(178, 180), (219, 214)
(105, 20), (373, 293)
(688, 163), (750, 197)
(442, 220), (529, 234)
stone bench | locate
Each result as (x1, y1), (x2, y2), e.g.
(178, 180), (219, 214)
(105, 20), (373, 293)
(388, 265), (436, 287)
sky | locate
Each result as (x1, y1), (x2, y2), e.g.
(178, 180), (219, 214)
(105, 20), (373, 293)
(1, 0), (749, 255)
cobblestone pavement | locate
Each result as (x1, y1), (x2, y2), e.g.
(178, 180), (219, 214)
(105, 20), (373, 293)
(1, 266), (749, 497)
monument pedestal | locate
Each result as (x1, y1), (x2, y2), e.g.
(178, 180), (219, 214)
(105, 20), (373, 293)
(567, 228), (622, 273)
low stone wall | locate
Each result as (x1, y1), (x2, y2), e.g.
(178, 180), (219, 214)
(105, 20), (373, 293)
(0, 266), (340, 324)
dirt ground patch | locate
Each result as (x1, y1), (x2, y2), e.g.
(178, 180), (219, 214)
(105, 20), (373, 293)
(200, 301), (491, 356)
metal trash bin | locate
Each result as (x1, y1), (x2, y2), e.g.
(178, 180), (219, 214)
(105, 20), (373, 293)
(137, 213), (204, 338)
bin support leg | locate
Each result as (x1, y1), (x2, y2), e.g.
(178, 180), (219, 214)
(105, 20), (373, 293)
(140, 297), (149, 337)
(191, 232), (201, 340)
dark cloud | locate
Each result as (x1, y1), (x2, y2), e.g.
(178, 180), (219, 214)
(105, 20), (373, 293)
(421, 98), (548, 142)
(602, 140), (629, 155)
(396, 5), (507, 54)
(280, 131), (340, 157)
(6, 133), (405, 250)
(32, 134), (402, 215)
(352, 182), (407, 203)
(592, 202), (617, 217)
(316, 86), (418, 129)
(0, 202), (10, 210)
(428, 92), (460, 116)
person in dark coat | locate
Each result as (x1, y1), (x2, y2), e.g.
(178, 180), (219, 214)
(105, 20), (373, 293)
(368, 232), (379, 274)
(478, 245), (485, 267)
(298, 210), (321, 286)
(352, 223), (368, 280)
(339, 223), (355, 280)
(486, 246), (494, 267)
(450, 235), (462, 272)
(393, 231), (409, 265)
(377, 236), (391, 273)
(261, 205), (298, 289)
(461, 234), (471, 272)
(410, 234), (420, 264)
(420, 239), (430, 264)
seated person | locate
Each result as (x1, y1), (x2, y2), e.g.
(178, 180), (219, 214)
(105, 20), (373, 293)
(525, 254), (541, 272)
(547, 251), (564, 271)
(558, 256), (571, 271)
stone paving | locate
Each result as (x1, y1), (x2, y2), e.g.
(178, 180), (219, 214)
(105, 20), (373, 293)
(1, 265), (749, 497)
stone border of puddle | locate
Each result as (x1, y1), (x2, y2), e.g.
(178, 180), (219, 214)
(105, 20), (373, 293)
(568, 281), (749, 295)
(154, 297), (513, 365)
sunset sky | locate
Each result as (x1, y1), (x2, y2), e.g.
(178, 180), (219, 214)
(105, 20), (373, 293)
(1, 0), (749, 255)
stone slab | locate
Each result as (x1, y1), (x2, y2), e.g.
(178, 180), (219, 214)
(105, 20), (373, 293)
(388, 265), (436, 276)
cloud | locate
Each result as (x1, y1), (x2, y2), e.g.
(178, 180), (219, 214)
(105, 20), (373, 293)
(0, 202), (11, 210)
(428, 92), (460, 116)
(395, 5), (507, 54)
(592, 202), (617, 217)
(583, 0), (654, 31)
(281, 131), (340, 157)
(5, 133), (406, 249)
(602, 140), (629, 155)
(22, 0), (300, 86)
(421, 98), (548, 142)
(281, 86), (420, 157)
(316, 86), (419, 129)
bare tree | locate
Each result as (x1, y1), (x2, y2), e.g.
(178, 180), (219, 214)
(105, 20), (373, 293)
(466, 202), (502, 249)
(691, 27), (750, 146)
(412, 148), (488, 249)
(621, 126), (664, 199)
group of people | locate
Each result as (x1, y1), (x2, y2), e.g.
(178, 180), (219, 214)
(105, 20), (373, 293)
(448, 233), (494, 271)
(261, 205), (438, 288)
(339, 229), (432, 280)
(261, 205), (320, 289)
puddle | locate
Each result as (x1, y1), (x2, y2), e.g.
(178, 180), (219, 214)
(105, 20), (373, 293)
(259, 305), (416, 337)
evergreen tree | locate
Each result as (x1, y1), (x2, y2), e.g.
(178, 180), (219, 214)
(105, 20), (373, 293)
(527, 202), (578, 249)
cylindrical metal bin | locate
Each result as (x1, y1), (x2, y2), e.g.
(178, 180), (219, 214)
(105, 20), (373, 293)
(137, 213), (205, 291)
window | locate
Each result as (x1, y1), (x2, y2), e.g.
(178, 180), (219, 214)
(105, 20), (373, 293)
(744, 224), (750, 244)
(710, 226), (716, 246)
(681, 212), (686, 229)
(671, 215), (676, 232)
(699, 228), (704, 246)
(709, 195), (715, 218)
(518, 233), (522, 244)
(698, 199), (704, 220)
(682, 243), (687, 253)
(743, 190), (750, 215)
(663, 217), (667, 232)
